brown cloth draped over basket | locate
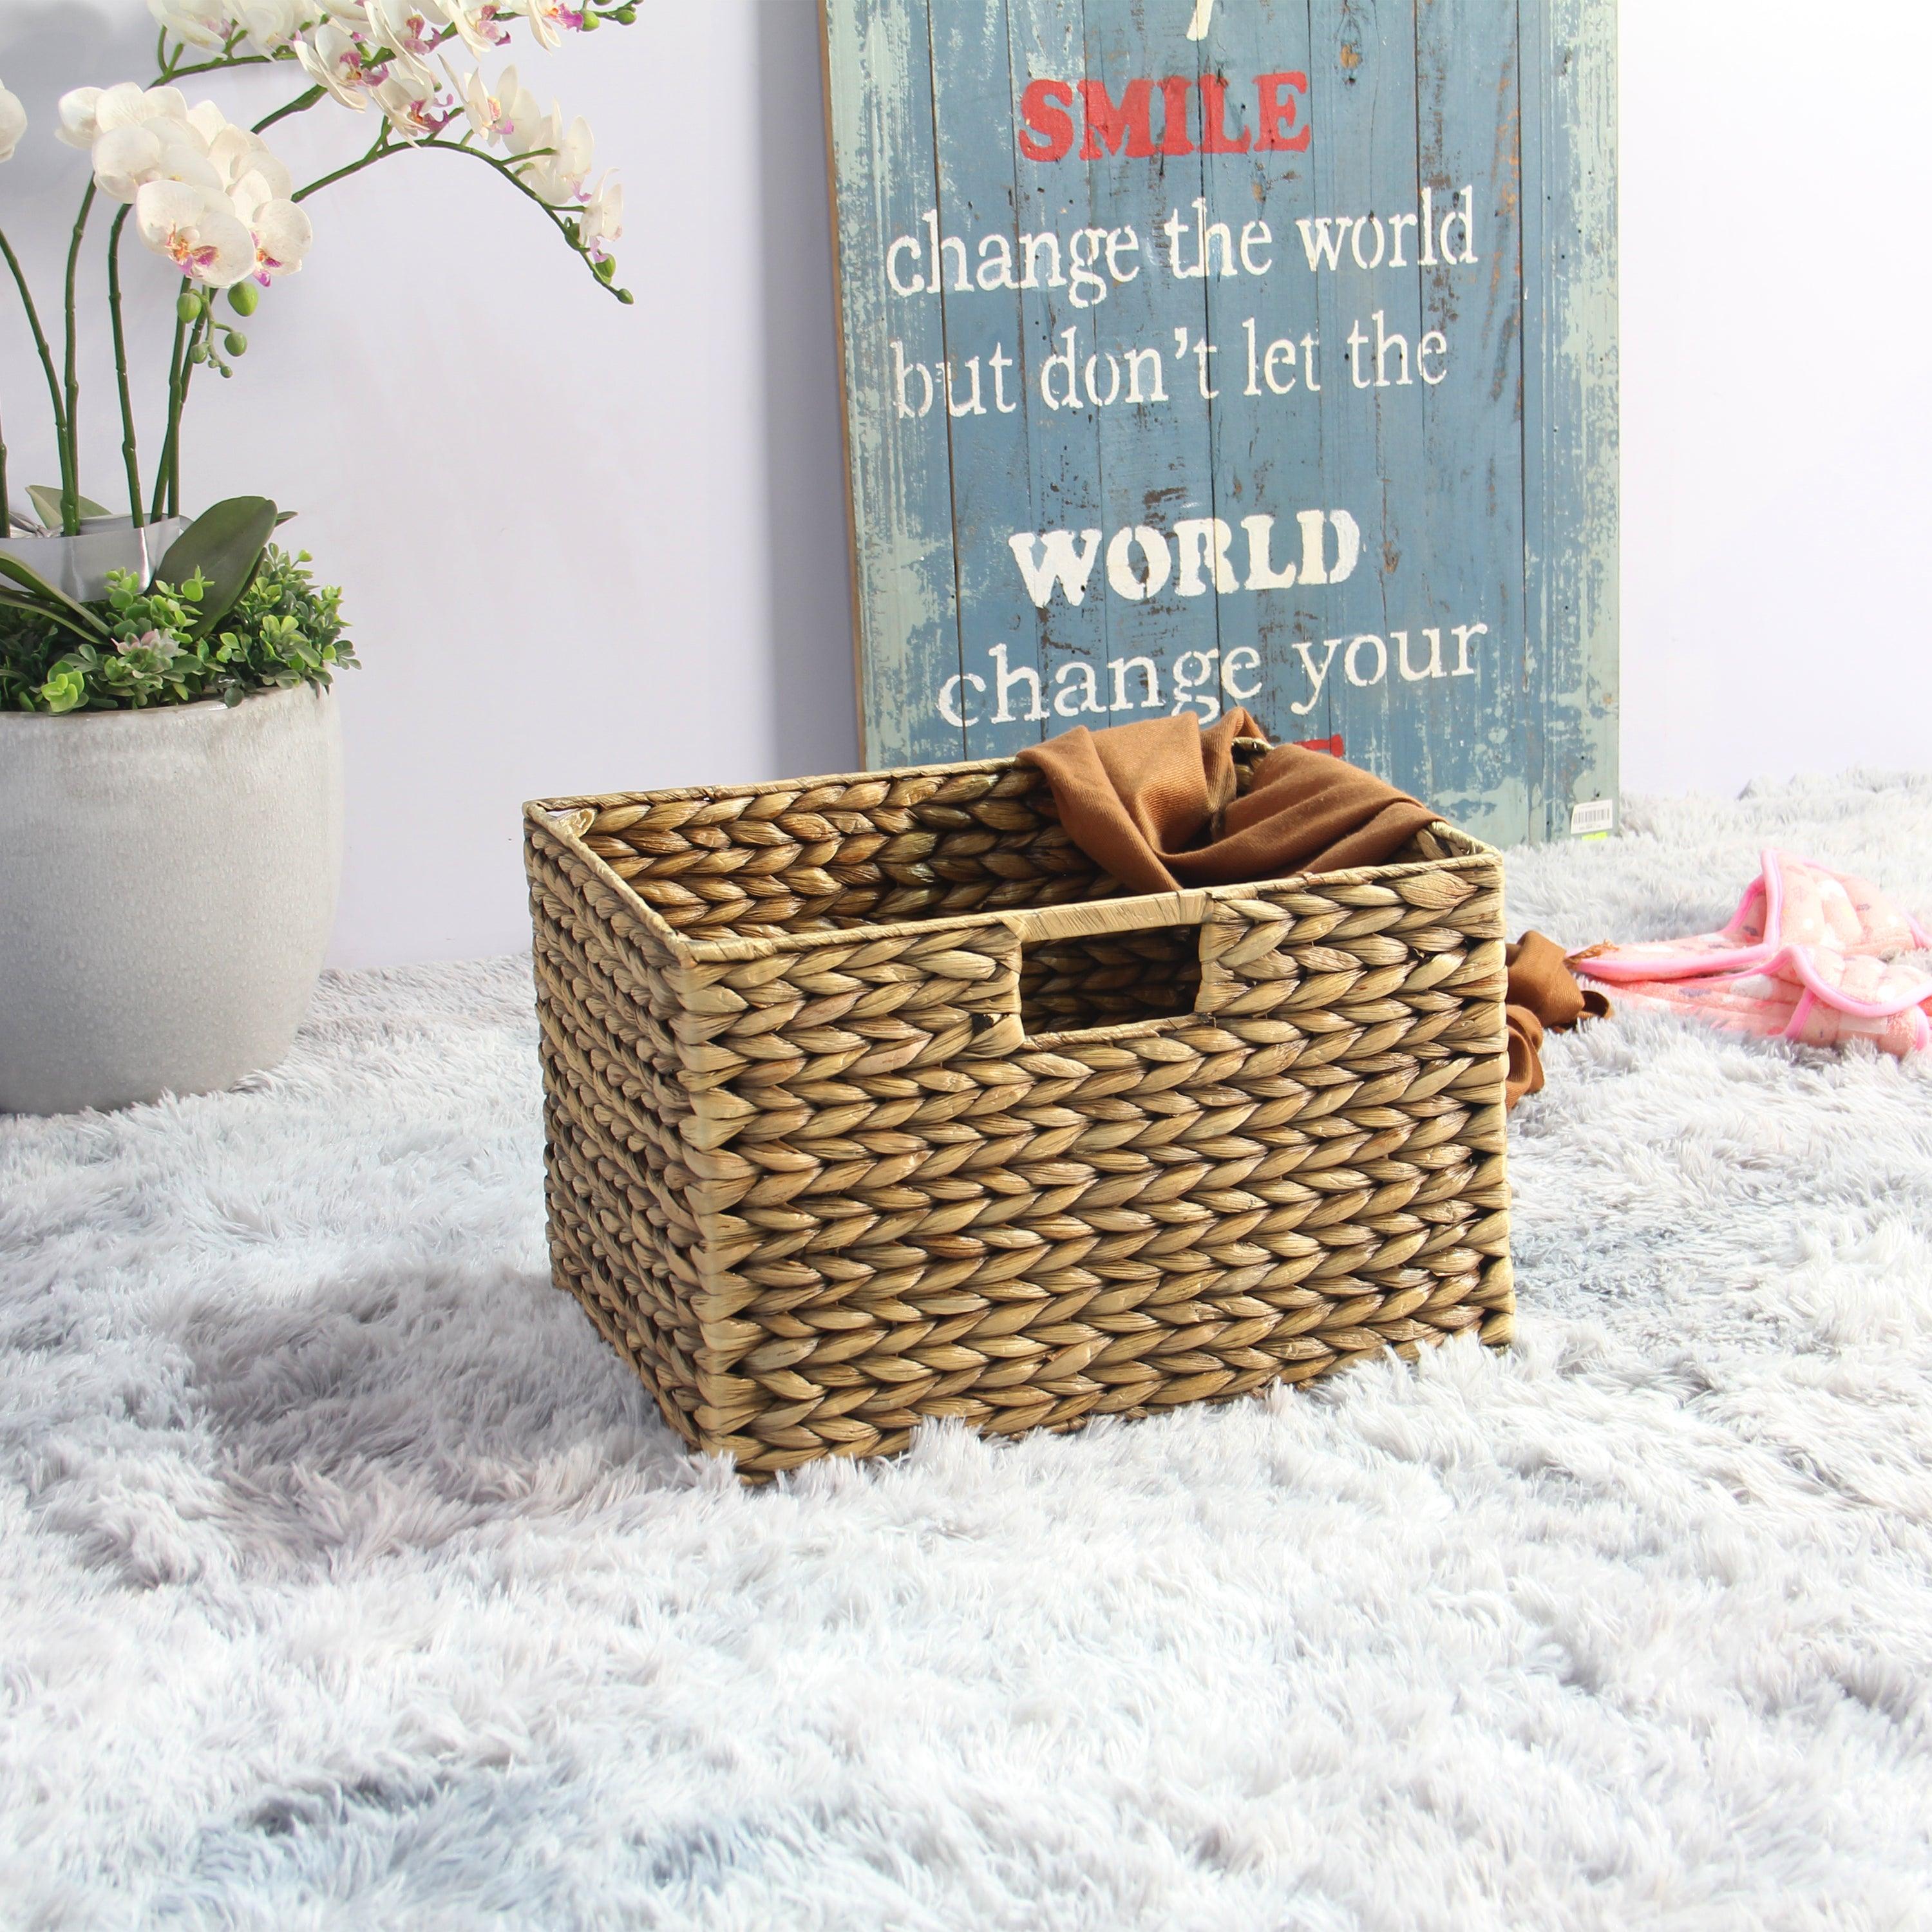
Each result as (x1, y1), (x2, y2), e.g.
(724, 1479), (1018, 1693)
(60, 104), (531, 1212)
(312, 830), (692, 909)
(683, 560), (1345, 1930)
(1017, 709), (1605, 1107)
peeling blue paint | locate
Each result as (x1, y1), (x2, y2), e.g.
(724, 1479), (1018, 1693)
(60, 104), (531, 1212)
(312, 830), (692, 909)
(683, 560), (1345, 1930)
(822, 0), (1617, 844)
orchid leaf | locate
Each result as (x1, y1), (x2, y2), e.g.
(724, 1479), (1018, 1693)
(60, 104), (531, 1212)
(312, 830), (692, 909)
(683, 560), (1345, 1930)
(0, 589), (113, 648)
(0, 554), (112, 638)
(26, 486), (111, 529)
(155, 497), (278, 636)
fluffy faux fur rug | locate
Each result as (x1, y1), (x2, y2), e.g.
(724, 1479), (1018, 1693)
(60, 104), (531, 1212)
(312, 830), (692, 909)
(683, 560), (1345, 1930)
(6, 772), (1932, 1930)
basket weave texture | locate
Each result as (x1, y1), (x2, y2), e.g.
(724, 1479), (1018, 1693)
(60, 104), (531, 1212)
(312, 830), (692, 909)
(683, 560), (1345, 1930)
(524, 747), (1513, 1479)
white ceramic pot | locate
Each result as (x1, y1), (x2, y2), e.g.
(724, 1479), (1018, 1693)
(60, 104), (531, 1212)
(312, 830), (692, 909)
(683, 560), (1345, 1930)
(0, 515), (190, 600)
(0, 687), (343, 1115)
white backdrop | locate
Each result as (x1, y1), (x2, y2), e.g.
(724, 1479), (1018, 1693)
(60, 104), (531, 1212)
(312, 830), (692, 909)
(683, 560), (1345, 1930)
(3, 1), (1928, 967)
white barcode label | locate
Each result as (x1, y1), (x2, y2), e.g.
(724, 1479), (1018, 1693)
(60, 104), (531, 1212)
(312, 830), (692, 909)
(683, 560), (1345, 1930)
(1570, 798), (1616, 837)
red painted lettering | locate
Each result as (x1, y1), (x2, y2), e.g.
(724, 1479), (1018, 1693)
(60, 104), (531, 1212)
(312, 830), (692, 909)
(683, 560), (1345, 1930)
(1255, 71), (1311, 151)
(1079, 77), (1156, 159)
(1158, 75), (1195, 155)
(1019, 78), (1075, 162)
(1021, 69), (1311, 164)
(1198, 75), (1251, 153)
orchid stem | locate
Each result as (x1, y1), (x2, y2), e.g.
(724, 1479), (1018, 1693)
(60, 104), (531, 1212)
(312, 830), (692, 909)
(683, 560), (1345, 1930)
(152, 289), (191, 525)
(106, 207), (144, 529)
(292, 128), (393, 202)
(1, 399), (10, 538)
(254, 86), (325, 135)
(61, 183), (97, 534)
(292, 136), (624, 299)
(170, 307), (213, 517)
(166, 52), (277, 80)
(0, 227), (73, 518)
(163, 22), (285, 84)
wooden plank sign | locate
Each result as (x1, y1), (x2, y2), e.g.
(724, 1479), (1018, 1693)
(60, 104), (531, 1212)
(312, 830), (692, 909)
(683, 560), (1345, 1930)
(820, 0), (1617, 845)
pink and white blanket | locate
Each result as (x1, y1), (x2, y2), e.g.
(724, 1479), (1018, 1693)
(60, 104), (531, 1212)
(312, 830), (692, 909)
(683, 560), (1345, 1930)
(1572, 851), (1932, 1057)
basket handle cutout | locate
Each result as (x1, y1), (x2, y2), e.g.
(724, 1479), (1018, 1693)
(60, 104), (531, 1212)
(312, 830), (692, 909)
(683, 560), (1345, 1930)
(993, 892), (1221, 1045)
(956, 887), (1313, 1056)
(998, 890), (1215, 948)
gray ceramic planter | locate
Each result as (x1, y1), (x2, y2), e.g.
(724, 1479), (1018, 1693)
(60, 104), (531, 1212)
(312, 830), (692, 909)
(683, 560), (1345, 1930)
(0, 687), (343, 1115)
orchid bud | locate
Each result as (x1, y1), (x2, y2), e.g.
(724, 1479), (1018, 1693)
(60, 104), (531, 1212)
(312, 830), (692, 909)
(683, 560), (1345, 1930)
(176, 290), (201, 323)
(228, 281), (260, 317)
(224, 331), (248, 356)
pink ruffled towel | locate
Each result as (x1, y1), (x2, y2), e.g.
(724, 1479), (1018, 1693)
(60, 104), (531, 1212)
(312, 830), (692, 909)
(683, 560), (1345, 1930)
(1573, 851), (1932, 1057)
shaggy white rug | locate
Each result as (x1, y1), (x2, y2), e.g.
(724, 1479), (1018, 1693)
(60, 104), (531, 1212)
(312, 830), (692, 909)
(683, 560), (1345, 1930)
(6, 772), (1932, 1930)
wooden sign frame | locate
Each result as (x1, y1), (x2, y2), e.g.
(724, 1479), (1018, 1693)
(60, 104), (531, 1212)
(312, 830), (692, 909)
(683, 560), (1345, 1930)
(820, 0), (1616, 847)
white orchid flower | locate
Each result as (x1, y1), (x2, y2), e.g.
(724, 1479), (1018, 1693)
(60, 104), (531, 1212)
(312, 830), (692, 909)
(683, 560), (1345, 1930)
(207, 122), (295, 200)
(0, 80), (24, 164)
(359, 2), (422, 83)
(454, 61), (538, 146)
(293, 21), (386, 108)
(92, 120), (224, 204)
(57, 88), (105, 148)
(114, 83), (191, 128)
(519, 108), (592, 204)
(236, 1), (315, 51)
(505, 102), (556, 162)
(366, 0), (448, 82)
(525, 0), (589, 49)
(59, 81), (187, 151)
(185, 99), (229, 146)
(450, 63), (503, 140)
(576, 171), (620, 261)
(515, 0), (560, 51)
(231, 170), (313, 279)
(551, 108), (592, 176)
(371, 69), (452, 140)
(319, 0), (372, 24)
(148, 0), (238, 50)
(431, 0), (513, 55)
(133, 179), (255, 287)
(87, 82), (191, 140)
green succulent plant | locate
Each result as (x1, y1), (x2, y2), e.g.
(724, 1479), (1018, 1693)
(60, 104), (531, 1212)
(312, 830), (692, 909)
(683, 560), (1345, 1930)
(0, 495), (355, 714)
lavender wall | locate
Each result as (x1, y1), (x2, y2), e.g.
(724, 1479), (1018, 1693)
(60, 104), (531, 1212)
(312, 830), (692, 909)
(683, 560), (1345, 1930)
(3, 1), (1929, 965)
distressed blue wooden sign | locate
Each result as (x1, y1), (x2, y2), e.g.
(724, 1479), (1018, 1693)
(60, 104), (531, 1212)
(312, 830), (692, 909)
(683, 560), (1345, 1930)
(820, 0), (1616, 844)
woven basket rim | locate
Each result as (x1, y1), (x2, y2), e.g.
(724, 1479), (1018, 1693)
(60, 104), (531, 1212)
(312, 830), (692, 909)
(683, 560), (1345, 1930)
(524, 746), (1498, 967)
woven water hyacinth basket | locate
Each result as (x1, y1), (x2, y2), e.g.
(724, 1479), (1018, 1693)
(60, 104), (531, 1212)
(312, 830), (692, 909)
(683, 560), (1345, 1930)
(524, 745), (1513, 1479)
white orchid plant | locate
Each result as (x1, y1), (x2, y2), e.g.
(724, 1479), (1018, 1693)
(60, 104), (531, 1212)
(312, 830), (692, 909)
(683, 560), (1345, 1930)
(0, 0), (633, 540)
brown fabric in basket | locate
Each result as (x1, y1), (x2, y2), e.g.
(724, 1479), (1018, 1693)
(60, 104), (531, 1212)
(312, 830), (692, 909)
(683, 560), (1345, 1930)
(1018, 712), (1607, 1108)
(1014, 709), (1437, 895)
